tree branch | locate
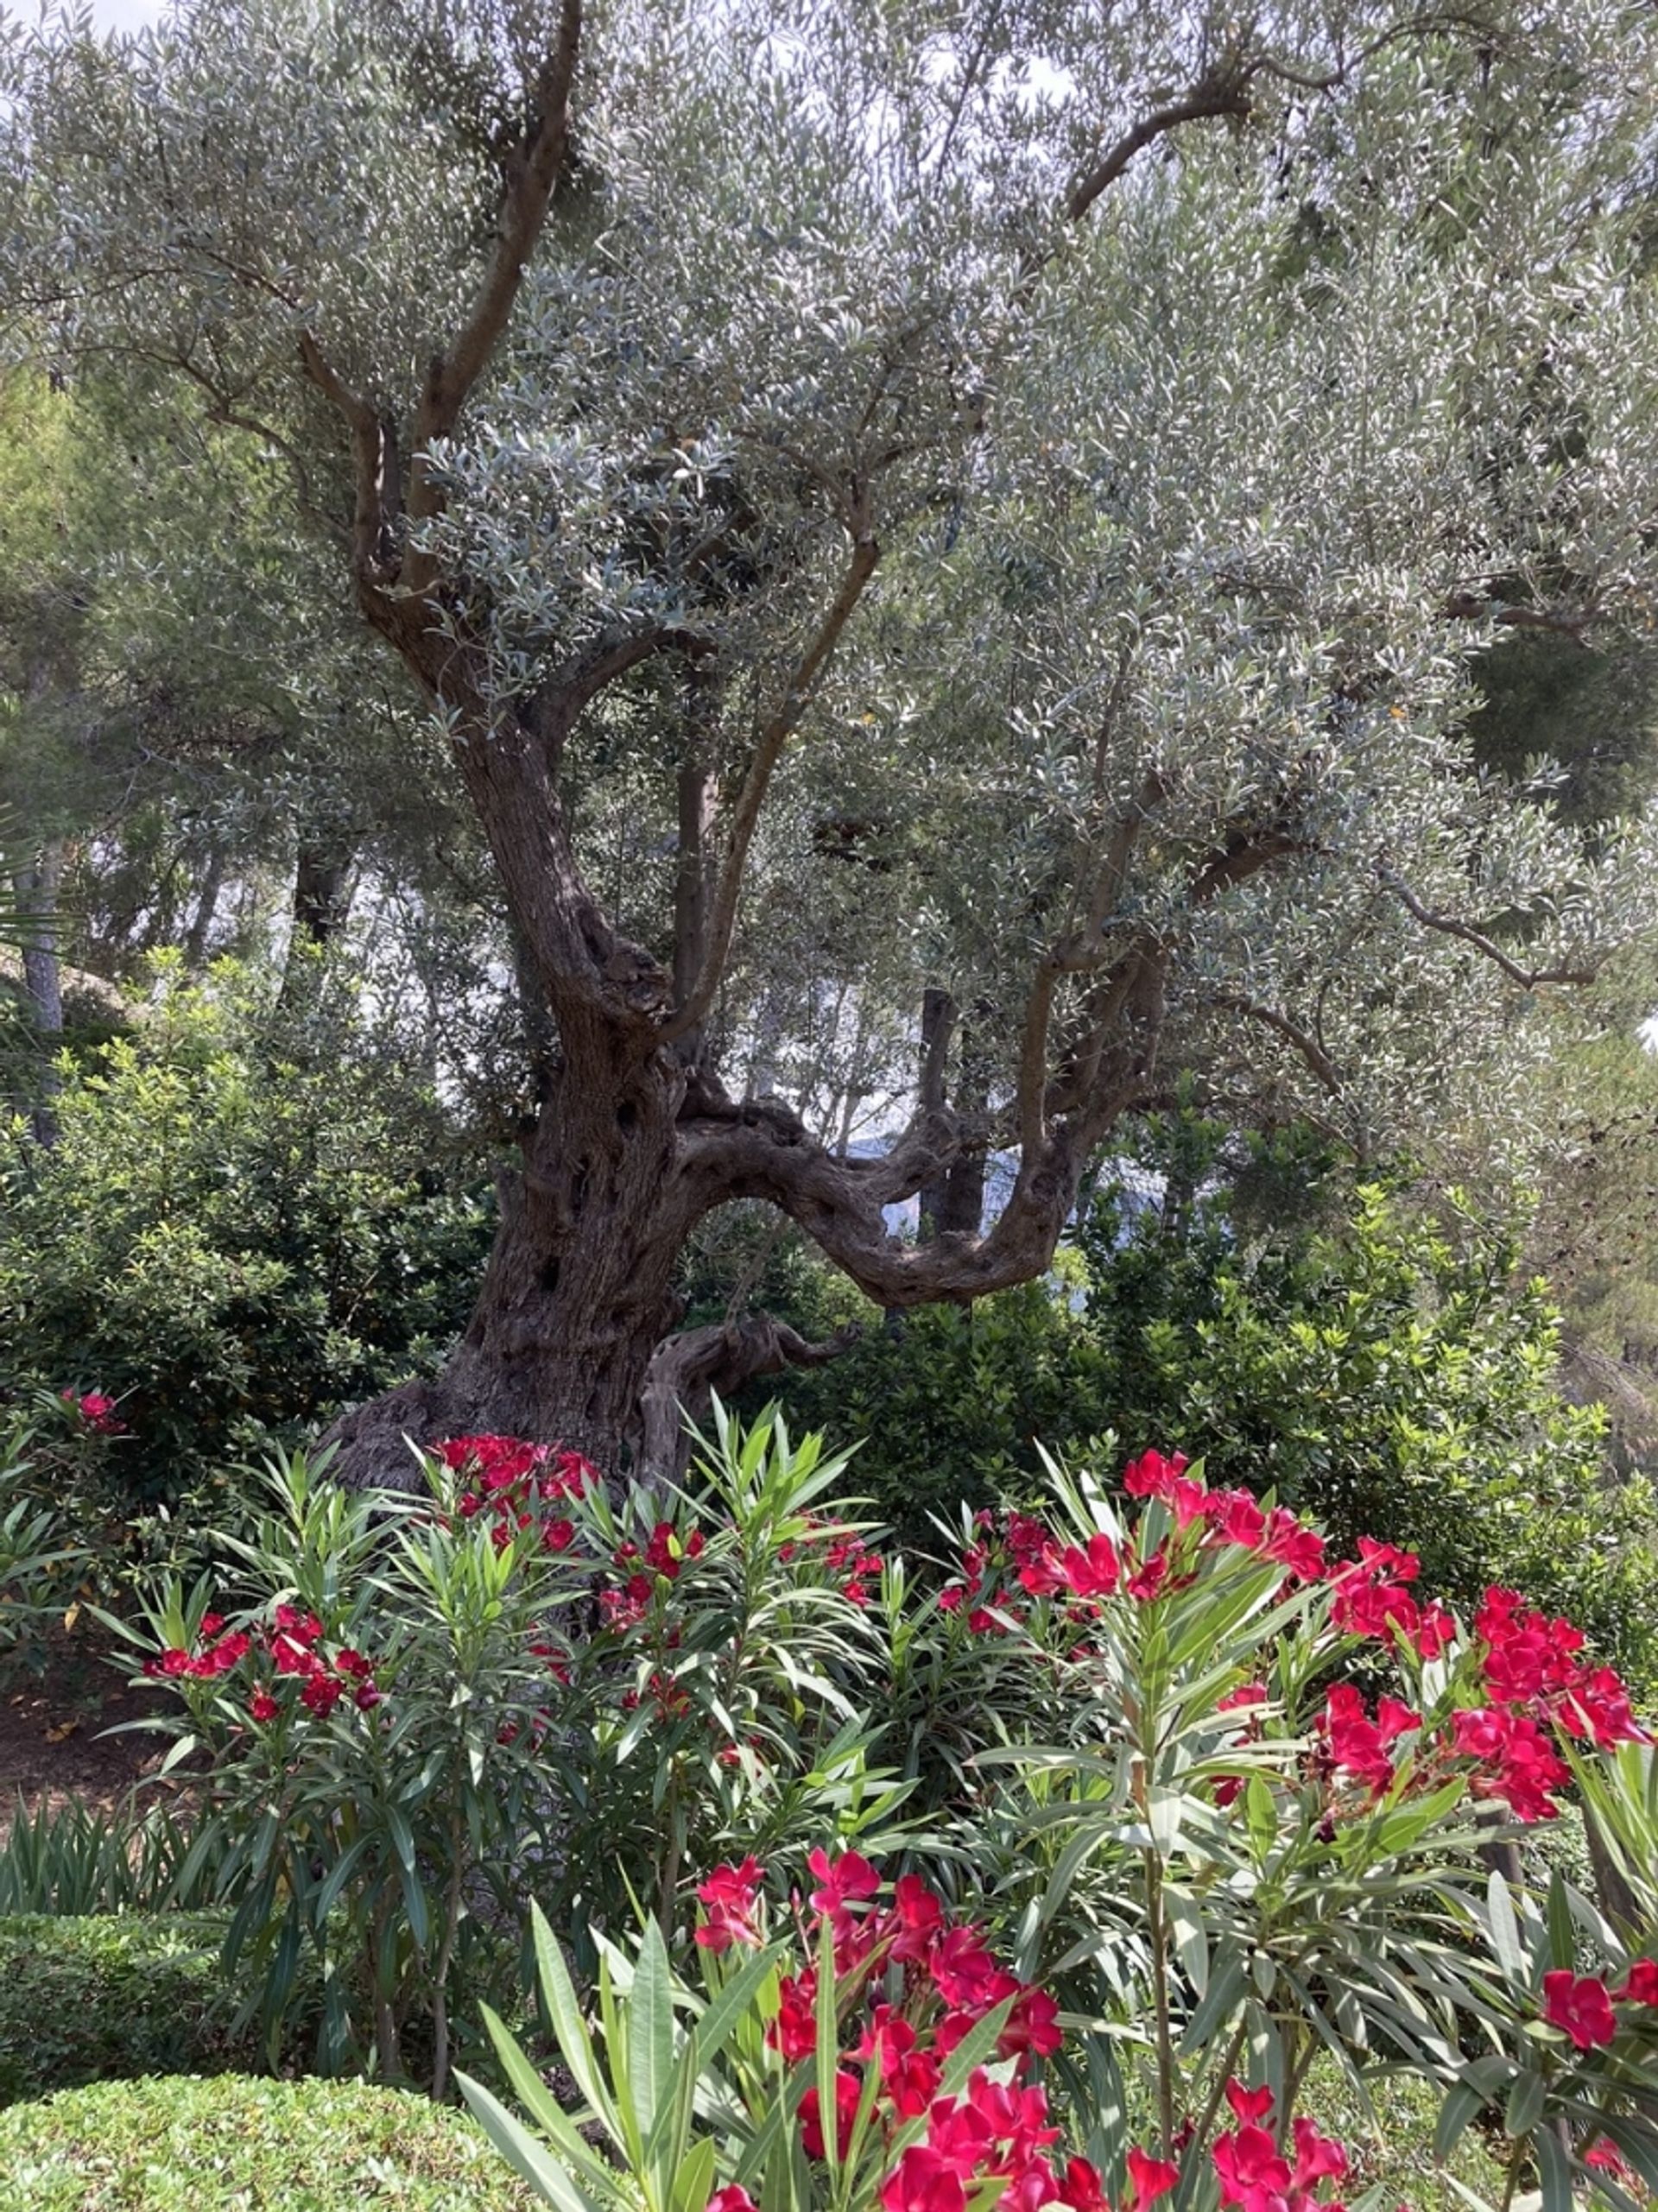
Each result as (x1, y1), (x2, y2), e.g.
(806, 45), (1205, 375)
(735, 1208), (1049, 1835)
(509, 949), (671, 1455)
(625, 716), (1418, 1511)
(1444, 590), (1601, 646)
(1210, 990), (1343, 1094)
(403, 0), (583, 583)
(638, 1314), (861, 1484)
(298, 330), (390, 578)
(1067, 66), (1253, 223)
(661, 521), (880, 1043)
(1376, 865), (1596, 987)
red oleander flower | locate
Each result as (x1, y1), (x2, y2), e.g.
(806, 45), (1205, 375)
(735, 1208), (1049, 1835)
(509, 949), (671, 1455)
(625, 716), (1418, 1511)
(807, 1846), (881, 1931)
(198, 1613), (225, 1640)
(769, 1970), (817, 2062)
(1262, 1507), (1326, 1582)
(1209, 1489), (1267, 1549)
(1291, 2119), (1348, 2188)
(1122, 1449), (1191, 1499)
(1213, 2123), (1292, 2209)
(928, 1922), (1003, 2009)
(1125, 1546), (1168, 1603)
(1559, 1666), (1644, 1749)
(249, 1690), (280, 1722)
(799, 2069), (860, 2160)
(1542, 1970), (1617, 2051)
(300, 1673), (344, 1717)
(999, 1984), (1062, 2060)
(707, 2190), (761, 2212)
(891, 1873), (946, 1962)
(1127, 2147), (1181, 2211)
(882, 2146), (967, 2212)
(273, 1604), (323, 1646)
(1225, 2082), (1275, 2125)
(1057, 2158), (1110, 2212)
(864, 2010), (942, 2118)
(1615, 1959), (1658, 2006)
(1452, 1707), (1567, 1822)
(334, 1648), (372, 1680)
(694, 1858), (764, 1951)
(354, 1683), (383, 1710)
(542, 1517), (576, 1553)
(65, 1390), (124, 1434)
(1056, 1533), (1120, 1600)
(270, 1632), (324, 1678)
(1321, 1685), (1400, 1796)
(1585, 2144), (1635, 2184)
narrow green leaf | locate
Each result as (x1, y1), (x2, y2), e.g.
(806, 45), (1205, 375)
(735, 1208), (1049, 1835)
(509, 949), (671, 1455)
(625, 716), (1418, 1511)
(630, 1916), (677, 2146)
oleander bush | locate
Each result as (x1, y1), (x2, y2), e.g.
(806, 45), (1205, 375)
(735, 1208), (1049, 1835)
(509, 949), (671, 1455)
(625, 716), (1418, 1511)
(117, 1406), (1658, 2212)
(458, 1440), (1658, 2212)
(0, 2073), (537, 2208)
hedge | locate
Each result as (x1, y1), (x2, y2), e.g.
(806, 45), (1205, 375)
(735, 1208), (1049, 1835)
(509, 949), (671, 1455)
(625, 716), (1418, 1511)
(0, 2073), (536, 2208)
(0, 1914), (268, 2106)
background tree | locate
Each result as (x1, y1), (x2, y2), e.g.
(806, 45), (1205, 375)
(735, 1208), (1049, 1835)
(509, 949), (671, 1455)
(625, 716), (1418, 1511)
(8, 0), (1658, 1476)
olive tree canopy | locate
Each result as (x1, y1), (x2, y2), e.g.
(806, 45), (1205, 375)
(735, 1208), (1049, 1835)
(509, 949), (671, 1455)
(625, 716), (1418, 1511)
(6, 0), (1658, 1475)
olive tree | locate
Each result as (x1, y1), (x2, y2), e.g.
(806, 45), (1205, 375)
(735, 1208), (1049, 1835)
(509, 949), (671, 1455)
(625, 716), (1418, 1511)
(6, 0), (1658, 1476)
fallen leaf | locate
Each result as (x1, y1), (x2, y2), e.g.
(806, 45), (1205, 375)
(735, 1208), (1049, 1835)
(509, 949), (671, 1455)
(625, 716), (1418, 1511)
(43, 1720), (79, 1743)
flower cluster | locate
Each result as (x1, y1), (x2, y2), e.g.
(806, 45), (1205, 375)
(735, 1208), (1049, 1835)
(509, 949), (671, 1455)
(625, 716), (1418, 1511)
(1433, 1587), (1644, 1823)
(1541, 1962), (1658, 2051)
(144, 1601), (381, 1723)
(438, 1432), (598, 1555)
(61, 1388), (123, 1435)
(937, 1448), (1649, 1832)
(692, 1849), (1168, 2212)
(1212, 2082), (1349, 2212)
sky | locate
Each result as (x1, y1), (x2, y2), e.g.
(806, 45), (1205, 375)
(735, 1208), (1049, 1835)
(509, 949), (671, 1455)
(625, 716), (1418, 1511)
(85, 0), (164, 28)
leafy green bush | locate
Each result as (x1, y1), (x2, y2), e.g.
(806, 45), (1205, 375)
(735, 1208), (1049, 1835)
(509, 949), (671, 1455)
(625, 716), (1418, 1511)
(0, 956), (491, 1514)
(1077, 1165), (1658, 1690)
(0, 2073), (535, 2208)
(761, 1273), (1111, 1545)
(770, 1110), (1658, 1690)
(0, 1914), (279, 2105)
(0, 1398), (88, 1666)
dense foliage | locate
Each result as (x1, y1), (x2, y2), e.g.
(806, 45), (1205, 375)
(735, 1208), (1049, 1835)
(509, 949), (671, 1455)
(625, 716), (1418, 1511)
(769, 1121), (1658, 1688)
(0, 1914), (284, 2106)
(0, 2073), (536, 2208)
(10, 0), (1658, 1469)
(0, 959), (490, 1510)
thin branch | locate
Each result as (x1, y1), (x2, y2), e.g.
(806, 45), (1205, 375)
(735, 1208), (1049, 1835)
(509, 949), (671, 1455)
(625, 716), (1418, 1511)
(1444, 590), (1601, 646)
(1211, 990), (1343, 1094)
(1377, 864), (1595, 987)
(661, 521), (880, 1043)
(1067, 67), (1253, 222)
(298, 330), (388, 578)
(403, 0), (582, 580)
(1190, 828), (1313, 905)
(527, 626), (705, 765)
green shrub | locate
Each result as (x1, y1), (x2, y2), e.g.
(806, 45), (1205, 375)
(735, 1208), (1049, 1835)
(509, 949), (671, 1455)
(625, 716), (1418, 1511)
(0, 956), (492, 1517)
(0, 2073), (536, 2208)
(769, 1109), (1658, 1690)
(758, 1273), (1111, 1546)
(0, 1913), (282, 2105)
